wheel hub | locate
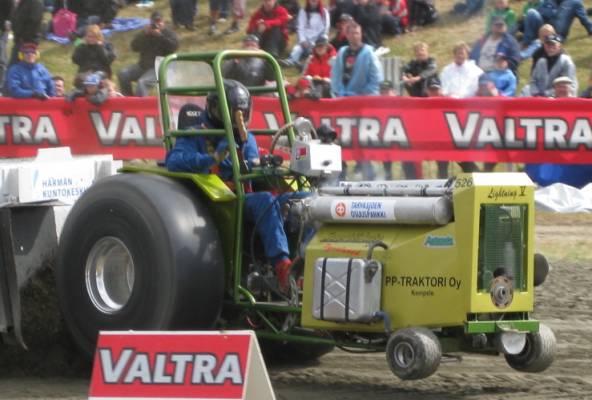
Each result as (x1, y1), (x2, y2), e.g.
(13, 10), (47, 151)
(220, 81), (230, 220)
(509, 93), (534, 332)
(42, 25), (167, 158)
(85, 237), (135, 314)
(393, 341), (415, 368)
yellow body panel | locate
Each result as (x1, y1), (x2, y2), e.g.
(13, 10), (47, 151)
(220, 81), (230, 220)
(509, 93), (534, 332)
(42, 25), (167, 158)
(121, 164), (236, 201)
(301, 173), (536, 331)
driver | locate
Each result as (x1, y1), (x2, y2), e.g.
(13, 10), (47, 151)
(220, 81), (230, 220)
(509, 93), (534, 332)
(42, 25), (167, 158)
(165, 79), (294, 294)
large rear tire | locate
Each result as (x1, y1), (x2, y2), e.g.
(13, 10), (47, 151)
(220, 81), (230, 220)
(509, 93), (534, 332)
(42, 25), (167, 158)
(505, 323), (556, 373)
(57, 174), (224, 358)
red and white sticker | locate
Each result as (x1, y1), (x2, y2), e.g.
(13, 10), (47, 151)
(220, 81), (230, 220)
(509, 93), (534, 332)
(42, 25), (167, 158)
(334, 201), (347, 217)
(330, 199), (396, 221)
(296, 147), (307, 160)
(88, 330), (275, 400)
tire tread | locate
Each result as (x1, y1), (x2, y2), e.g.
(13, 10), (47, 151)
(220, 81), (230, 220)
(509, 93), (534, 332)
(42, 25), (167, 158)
(386, 327), (442, 380)
(505, 323), (556, 373)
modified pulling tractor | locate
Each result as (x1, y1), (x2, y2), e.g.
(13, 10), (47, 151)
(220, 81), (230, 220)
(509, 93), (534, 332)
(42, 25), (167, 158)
(56, 50), (555, 380)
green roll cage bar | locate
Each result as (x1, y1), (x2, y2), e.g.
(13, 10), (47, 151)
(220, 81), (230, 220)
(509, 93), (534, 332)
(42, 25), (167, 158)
(157, 50), (305, 318)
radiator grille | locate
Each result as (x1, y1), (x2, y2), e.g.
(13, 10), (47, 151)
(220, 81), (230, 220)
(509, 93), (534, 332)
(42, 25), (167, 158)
(477, 204), (528, 292)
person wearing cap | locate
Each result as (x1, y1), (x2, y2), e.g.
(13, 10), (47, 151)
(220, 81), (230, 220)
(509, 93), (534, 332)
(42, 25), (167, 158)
(470, 16), (520, 75)
(330, 13), (352, 50)
(242, 33), (261, 49)
(118, 11), (178, 96)
(287, 76), (318, 99)
(527, 33), (577, 97)
(379, 80), (395, 95)
(521, 23), (556, 66)
(222, 35), (275, 86)
(246, 0), (290, 58)
(66, 72), (109, 105)
(402, 42), (437, 97)
(8, 0), (44, 66)
(484, 0), (516, 33)
(71, 24), (116, 78)
(302, 34), (336, 98)
(330, 0), (355, 25)
(552, 75), (575, 98)
(485, 51), (516, 96)
(440, 41), (483, 98)
(281, 0), (330, 68)
(522, 0), (592, 47)
(5, 42), (54, 99)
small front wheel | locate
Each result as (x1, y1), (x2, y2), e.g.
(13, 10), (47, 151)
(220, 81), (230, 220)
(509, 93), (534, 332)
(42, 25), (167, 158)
(386, 327), (441, 380)
(505, 323), (556, 373)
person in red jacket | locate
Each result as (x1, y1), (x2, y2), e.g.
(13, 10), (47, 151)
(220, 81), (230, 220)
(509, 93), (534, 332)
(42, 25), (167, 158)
(378, 0), (408, 35)
(390, 0), (409, 31)
(247, 0), (290, 57)
(302, 35), (336, 97)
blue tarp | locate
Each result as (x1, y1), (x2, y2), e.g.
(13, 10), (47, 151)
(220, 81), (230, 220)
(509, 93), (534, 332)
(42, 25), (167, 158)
(525, 164), (592, 188)
(46, 17), (149, 44)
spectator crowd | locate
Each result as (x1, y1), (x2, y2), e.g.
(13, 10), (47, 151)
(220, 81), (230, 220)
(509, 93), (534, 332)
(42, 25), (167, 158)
(0, 0), (591, 179)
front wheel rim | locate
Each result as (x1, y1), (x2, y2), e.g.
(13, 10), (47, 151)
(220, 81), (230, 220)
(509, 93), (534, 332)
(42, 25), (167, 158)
(85, 236), (135, 314)
(393, 341), (415, 369)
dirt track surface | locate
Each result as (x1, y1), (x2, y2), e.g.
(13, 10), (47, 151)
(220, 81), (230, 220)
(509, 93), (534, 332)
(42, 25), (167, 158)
(1, 213), (591, 399)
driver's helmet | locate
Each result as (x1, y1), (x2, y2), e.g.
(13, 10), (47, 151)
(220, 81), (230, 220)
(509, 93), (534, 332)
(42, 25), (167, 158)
(206, 79), (252, 135)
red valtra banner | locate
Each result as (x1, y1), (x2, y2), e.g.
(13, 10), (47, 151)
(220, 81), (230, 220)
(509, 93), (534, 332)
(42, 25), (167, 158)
(1, 97), (591, 163)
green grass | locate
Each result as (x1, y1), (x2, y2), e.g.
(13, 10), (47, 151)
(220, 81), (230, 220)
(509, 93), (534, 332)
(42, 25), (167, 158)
(37, 0), (592, 91)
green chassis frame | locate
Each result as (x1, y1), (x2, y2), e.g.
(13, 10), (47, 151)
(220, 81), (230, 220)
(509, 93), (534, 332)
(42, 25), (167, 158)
(122, 51), (541, 350)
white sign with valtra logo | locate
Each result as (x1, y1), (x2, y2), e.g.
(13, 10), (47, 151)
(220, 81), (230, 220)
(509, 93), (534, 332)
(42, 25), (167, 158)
(88, 330), (275, 400)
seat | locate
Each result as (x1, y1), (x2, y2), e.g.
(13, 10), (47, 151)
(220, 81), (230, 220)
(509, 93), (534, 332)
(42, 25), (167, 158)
(177, 103), (203, 130)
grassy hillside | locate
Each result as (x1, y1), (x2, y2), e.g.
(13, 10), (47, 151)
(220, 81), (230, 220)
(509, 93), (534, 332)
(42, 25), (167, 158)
(38, 0), (592, 92)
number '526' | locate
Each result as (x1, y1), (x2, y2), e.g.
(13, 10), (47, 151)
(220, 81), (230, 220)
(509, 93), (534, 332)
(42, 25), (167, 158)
(454, 178), (473, 188)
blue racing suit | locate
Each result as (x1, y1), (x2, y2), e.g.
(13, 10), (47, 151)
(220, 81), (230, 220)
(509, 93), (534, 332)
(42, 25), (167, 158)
(165, 113), (290, 264)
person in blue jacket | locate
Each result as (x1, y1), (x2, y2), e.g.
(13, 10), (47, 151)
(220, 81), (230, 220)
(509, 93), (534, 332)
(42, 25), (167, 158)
(330, 21), (383, 97)
(486, 51), (517, 96)
(469, 17), (521, 77)
(522, 0), (592, 47)
(166, 79), (296, 294)
(330, 20), (382, 180)
(5, 42), (54, 99)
